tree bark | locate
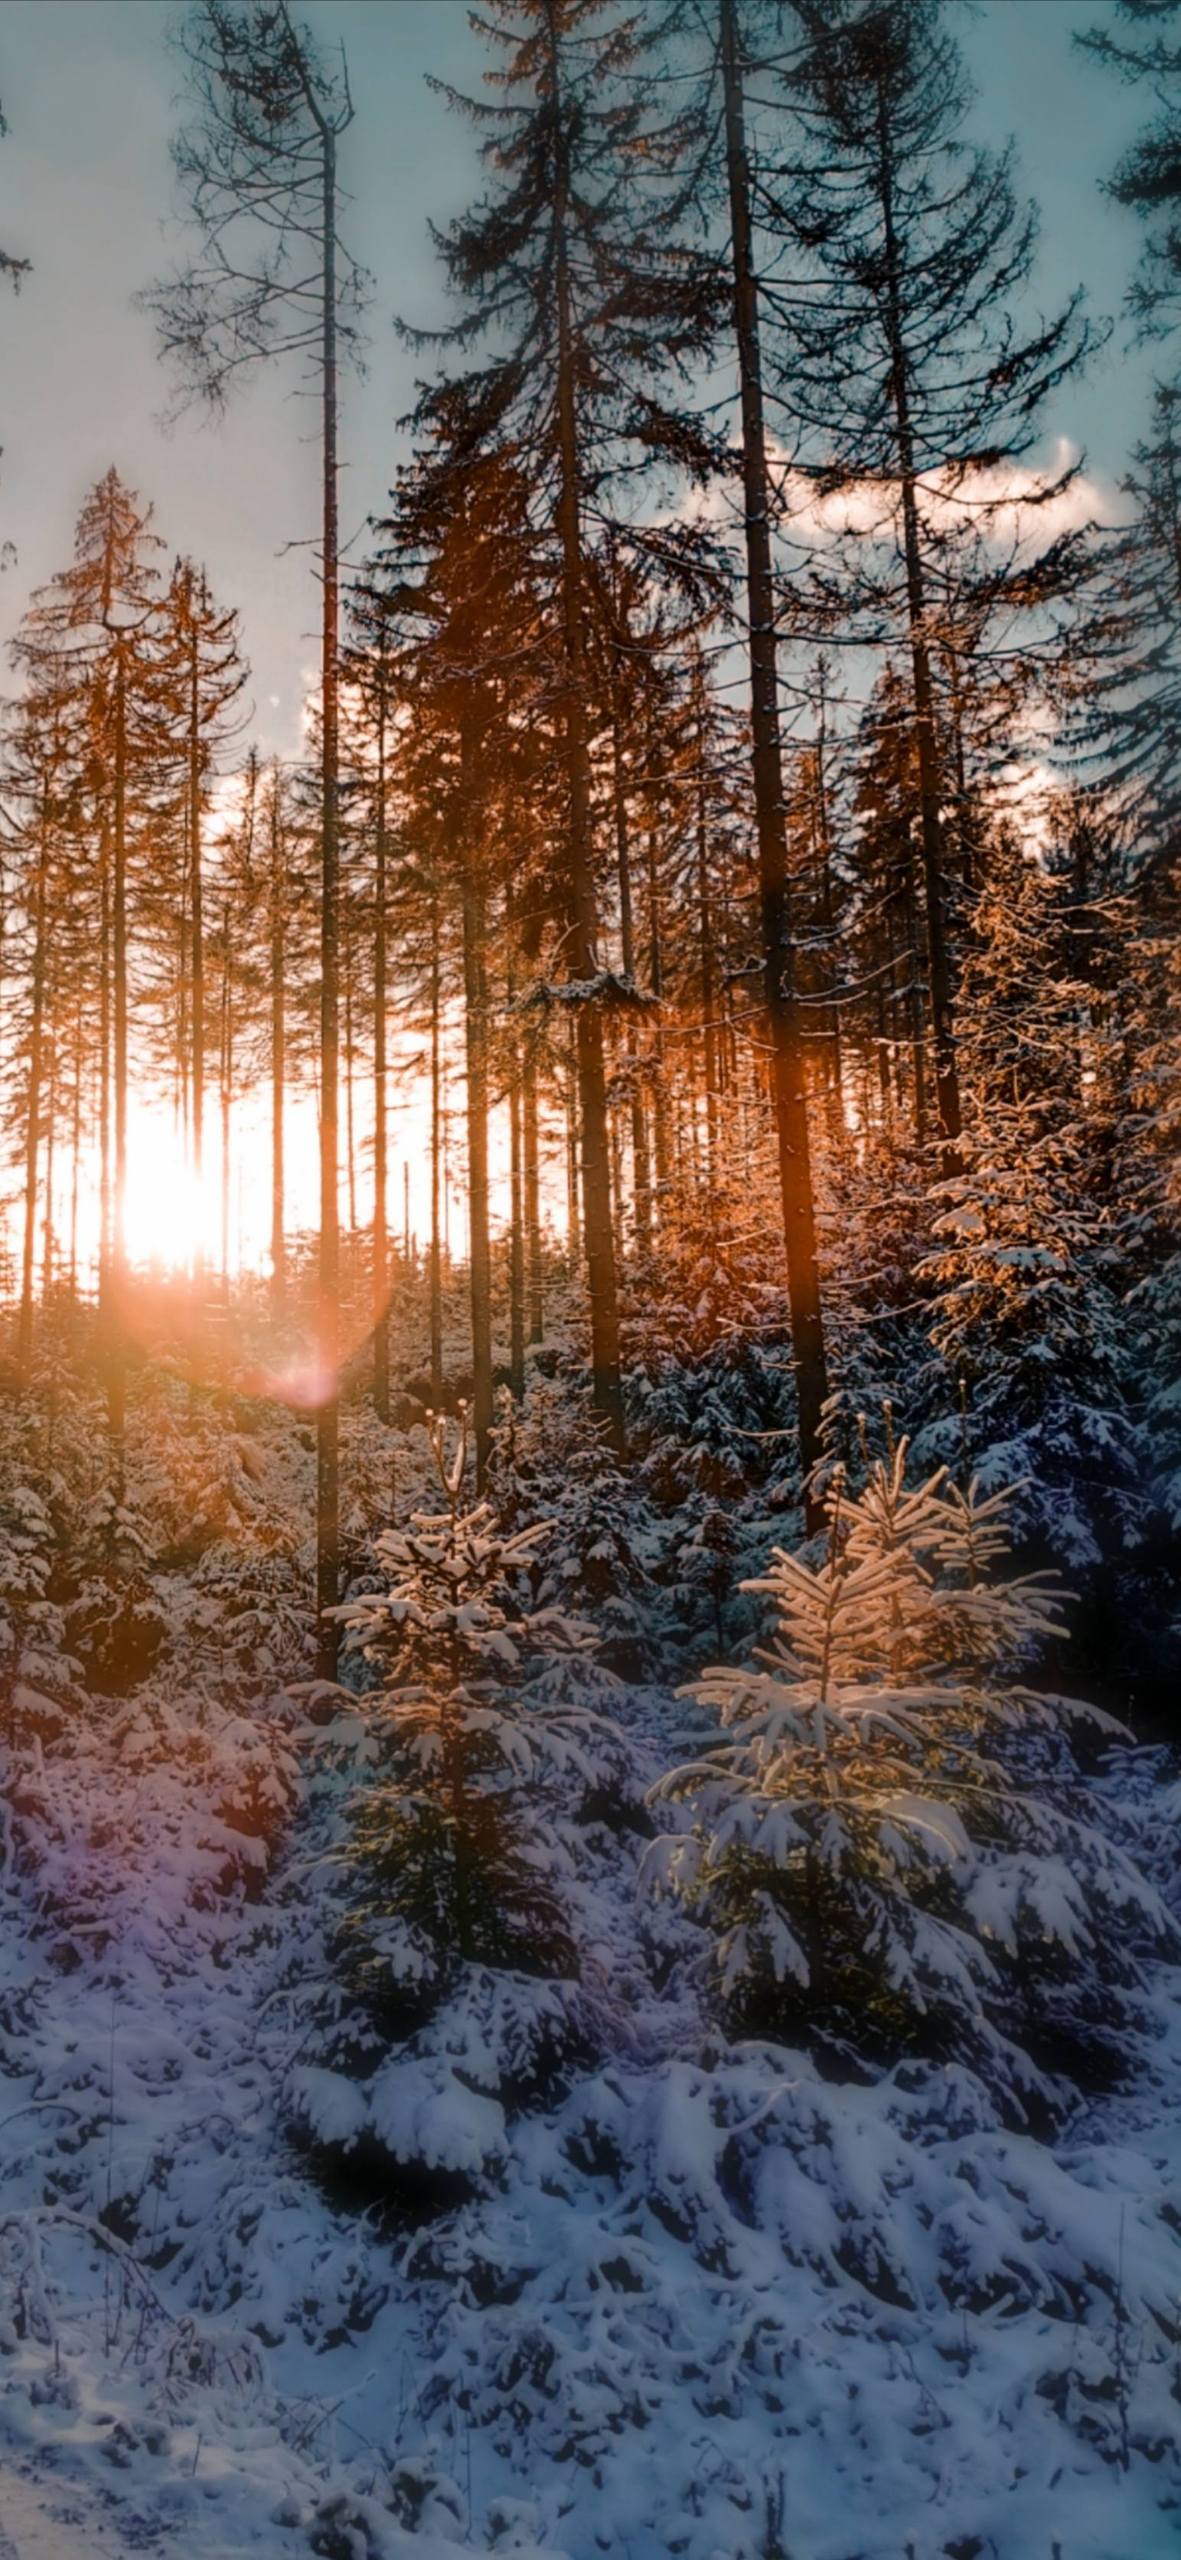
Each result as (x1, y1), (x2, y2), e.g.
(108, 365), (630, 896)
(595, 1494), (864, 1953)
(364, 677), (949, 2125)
(523, 1040), (543, 1344)
(460, 794), (493, 1489)
(316, 117), (341, 1675)
(429, 884), (444, 1403)
(269, 770), (286, 1312)
(187, 594), (206, 1281)
(547, 0), (624, 1451)
(721, 0), (828, 1518)
(874, 67), (961, 1161)
(17, 798), (50, 1372)
(372, 670), (390, 1420)
(612, 701), (651, 1257)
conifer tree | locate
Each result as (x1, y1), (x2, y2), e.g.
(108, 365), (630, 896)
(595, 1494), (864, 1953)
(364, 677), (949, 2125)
(413, 0), (721, 1452)
(144, 0), (366, 1671)
(158, 557), (248, 1274)
(651, 1433), (1169, 2115)
(319, 1409), (638, 2145)
(1080, 4), (1181, 851)
(718, 0), (830, 1510)
(12, 471), (164, 1450)
(764, 0), (1096, 1157)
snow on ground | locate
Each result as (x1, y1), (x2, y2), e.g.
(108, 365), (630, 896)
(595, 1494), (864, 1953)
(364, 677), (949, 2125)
(1, 1653), (1180, 2560)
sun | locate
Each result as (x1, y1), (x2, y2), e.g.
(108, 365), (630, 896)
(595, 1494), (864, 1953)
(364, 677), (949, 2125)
(123, 1102), (223, 1275)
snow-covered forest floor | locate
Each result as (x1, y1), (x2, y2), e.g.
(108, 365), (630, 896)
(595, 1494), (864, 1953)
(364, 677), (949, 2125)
(1, 1357), (1179, 2560)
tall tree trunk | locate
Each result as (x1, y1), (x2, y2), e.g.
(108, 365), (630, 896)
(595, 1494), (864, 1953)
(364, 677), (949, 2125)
(565, 1020), (581, 1265)
(315, 115), (341, 1677)
(40, 1045), (56, 1306)
(506, 888), (526, 1399)
(811, 671), (844, 1118)
(721, 0), (828, 1517)
(612, 700), (651, 1257)
(68, 1023), (83, 1302)
(644, 737), (671, 1225)
(220, 914), (233, 1296)
(461, 800), (493, 1488)
(17, 805), (50, 1372)
(99, 831), (112, 1300)
(509, 1070), (525, 1398)
(547, 0), (624, 1451)
(372, 686), (390, 1420)
(269, 775), (286, 1312)
(344, 900), (358, 1240)
(429, 884), (444, 1403)
(109, 640), (129, 1460)
(523, 1040), (543, 1344)
(188, 609), (206, 1281)
(693, 662), (721, 1214)
(875, 70), (961, 1160)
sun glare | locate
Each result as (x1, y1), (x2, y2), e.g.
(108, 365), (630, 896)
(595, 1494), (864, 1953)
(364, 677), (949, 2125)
(124, 1108), (223, 1274)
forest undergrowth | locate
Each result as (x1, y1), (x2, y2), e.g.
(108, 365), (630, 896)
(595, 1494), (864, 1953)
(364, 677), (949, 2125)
(0, 1280), (1179, 2560)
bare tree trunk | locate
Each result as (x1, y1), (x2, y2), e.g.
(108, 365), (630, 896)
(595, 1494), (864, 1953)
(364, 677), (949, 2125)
(461, 804), (493, 1488)
(523, 1041), (543, 1344)
(109, 641), (129, 1462)
(693, 660), (721, 1217)
(875, 69), (960, 1160)
(509, 1071), (525, 1398)
(612, 700), (651, 1257)
(644, 739), (671, 1226)
(429, 884), (444, 1403)
(40, 1043), (56, 1307)
(721, 0), (828, 1517)
(99, 833), (111, 1297)
(315, 113), (342, 1677)
(17, 805), (50, 1372)
(372, 687), (390, 1419)
(68, 1019), (83, 1301)
(547, 0), (624, 1449)
(811, 670), (844, 1121)
(188, 607), (206, 1282)
(269, 772), (286, 1312)
(220, 912), (233, 1297)
(344, 895), (358, 1241)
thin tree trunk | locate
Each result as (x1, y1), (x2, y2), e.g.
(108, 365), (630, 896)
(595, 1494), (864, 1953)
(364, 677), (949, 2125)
(188, 604), (206, 1281)
(269, 773), (286, 1312)
(811, 672), (844, 1118)
(220, 915), (233, 1296)
(344, 898), (358, 1241)
(109, 640), (128, 1460)
(372, 683), (390, 1419)
(645, 733), (671, 1223)
(461, 805), (493, 1488)
(17, 805), (50, 1372)
(429, 884), (444, 1403)
(612, 699), (651, 1257)
(40, 1045), (56, 1306)
(315, 114), (341, 1676)
(693, 663), (721, 1214)
(509, 1070), (525, 1398)
(875, 69), (960, 1159)
(721, 0), (828, 1517)
(523, 1040), (543, 1344)
(547, 0), (624, 1450)
(68, 1020), (83, 1302)
(99, 833), (111, 1298)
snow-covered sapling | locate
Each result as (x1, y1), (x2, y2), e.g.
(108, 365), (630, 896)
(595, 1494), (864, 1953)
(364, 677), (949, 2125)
(327, 1407), (634, 2110)
(648, 1431), (1170, 2118)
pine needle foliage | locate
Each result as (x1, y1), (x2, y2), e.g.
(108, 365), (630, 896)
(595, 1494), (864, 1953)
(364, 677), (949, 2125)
(649, 1430), (1170, 2117)
(328, 1410), (629, 2097)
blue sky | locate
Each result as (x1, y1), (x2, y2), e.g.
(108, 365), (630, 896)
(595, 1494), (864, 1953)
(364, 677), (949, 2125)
(0, 0), (1155, 757)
